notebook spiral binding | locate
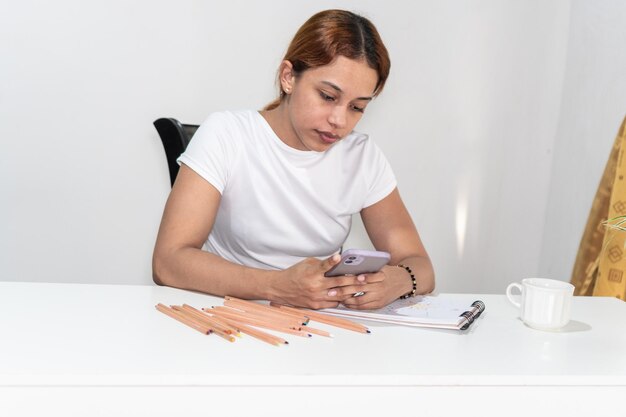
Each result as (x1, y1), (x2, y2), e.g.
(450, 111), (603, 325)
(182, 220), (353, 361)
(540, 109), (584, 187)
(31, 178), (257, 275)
(459, 300), (486, 330)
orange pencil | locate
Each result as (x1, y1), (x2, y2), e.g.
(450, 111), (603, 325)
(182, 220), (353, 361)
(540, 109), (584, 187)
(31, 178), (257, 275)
(302, 325), (333, 338)
(224, 296), (310, 324)
(208, 308), (312, 337)
(203, 313), (247, 337)
(209, 308), (311, 336)
(212, 315), (288, 346)
(156, 303), (211, 335)
(271, 303), (370, 334)
(171, 306), (236, 342)
(211, 306), (304, 329)
(180, 304), (240, 335)
(223, 303), (305, 327)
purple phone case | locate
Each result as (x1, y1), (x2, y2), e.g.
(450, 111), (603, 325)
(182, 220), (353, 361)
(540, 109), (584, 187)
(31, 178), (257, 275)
(324, 249), (391, 277)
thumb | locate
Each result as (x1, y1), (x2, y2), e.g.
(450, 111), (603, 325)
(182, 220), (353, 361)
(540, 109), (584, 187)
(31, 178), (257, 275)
(322, 253), (342, 271)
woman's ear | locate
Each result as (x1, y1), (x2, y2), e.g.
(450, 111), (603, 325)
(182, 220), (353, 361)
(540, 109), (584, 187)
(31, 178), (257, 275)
(279, 60), (295, 94)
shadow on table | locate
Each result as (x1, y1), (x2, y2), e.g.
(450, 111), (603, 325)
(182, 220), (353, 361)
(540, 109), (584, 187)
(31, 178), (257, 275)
(517, 319), (592, 333)
(554, 320), (592, 333)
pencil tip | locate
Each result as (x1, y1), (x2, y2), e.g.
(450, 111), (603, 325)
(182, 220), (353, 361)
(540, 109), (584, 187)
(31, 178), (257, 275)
(307, 334), (312, 337)
(285, 341), (289, 345)
(366, 330), (371, 334)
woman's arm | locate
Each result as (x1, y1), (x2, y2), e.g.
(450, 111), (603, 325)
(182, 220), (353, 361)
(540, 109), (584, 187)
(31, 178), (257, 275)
(152, 164), (354, 308)
(152, 165), (275, 298)
(338, 188), (435, 309)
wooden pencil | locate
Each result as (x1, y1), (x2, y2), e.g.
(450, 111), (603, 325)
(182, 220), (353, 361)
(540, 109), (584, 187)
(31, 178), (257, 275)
(302, 325), (333, 338)
(211, 306), (303, 329)
(212, 315), (288, 346)
(155, 303), (211, 335)
(223, 304), (305, 327)
(180, 304), (240, 335)
(224, 299), (308, 325)
(171, 305), (236, 342)
(270, 303), (370, 333)
(209, 307), (310, 336)
(201, 313), (245, 338)
(304, 313), (369, 333)
(224, 296), (310, 324)
(208, 308), (312, 337)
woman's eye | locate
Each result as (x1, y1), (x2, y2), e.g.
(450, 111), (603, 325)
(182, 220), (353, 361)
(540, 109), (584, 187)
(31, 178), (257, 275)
(320, 91), (335, 101)
(351, 105), (365, 113)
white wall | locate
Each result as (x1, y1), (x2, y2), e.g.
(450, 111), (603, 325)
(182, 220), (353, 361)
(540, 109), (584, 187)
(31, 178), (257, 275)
(345, 0), (570, 294)
(1, 0), (620, 294)
(540, 0), (626, 283)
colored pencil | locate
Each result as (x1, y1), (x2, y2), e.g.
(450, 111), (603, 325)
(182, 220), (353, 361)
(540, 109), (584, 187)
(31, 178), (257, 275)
(270, 303), (370, 333)
(208, 307), (312, 337)
(301, 325), (333, 338)
(209, 315), (288, 346)
(224, 296), (310, 324)
(171, 305), (236, 342)
(180, 304), (240, 335)
(223, 304), (305, 328)
(155, 303), (211, 335)
(211, 306), (304, 329)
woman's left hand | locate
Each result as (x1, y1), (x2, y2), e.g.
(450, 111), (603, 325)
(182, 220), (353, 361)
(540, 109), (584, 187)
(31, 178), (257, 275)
(329, 265), (413, 310)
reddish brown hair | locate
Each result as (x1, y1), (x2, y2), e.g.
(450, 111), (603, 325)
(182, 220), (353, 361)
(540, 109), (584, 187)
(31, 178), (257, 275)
(264, 9), (391, 110)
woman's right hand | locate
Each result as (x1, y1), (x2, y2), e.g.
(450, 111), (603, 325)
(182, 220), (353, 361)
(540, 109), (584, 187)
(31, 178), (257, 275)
(269, 254), (341, 309)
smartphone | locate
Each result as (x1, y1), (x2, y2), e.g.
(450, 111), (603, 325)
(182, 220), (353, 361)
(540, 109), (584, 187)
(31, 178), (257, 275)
(324, 249), (391, 277)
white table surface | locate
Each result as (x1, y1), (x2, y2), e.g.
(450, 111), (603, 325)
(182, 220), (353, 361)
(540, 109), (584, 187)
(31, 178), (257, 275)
(1, 281), (625, 416)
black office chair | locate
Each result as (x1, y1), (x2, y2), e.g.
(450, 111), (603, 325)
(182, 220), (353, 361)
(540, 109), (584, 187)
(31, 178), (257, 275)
(153, 118), (199, 186)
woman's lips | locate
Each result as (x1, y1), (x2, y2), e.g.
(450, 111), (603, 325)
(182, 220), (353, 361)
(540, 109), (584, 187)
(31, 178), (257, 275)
(317, 130), (340, 144)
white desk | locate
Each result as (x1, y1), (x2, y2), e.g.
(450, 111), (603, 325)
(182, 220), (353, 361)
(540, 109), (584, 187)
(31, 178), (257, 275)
(1, 281), (625, 416)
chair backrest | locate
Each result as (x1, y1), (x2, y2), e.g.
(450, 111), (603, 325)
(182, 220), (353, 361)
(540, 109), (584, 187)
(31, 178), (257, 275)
(153, 118), (199, 186)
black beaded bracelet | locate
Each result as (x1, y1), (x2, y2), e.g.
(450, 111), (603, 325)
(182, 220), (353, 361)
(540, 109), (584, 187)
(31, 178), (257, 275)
(397, 264), (417, 299)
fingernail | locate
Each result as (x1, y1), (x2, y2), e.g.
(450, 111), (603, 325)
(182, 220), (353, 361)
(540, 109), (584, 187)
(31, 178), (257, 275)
(357, 275), (365, 282)
(328, 290), (337, 296)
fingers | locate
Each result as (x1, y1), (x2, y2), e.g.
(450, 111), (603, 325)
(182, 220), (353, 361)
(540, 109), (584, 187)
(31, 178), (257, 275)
(324, 279), (366, 300)
(340, 288), (389, 309)
(341, 297), (385, 310)
(297, 300), (341, 310)
(326, 275), (365, 289)
(322, 253), (341, 272)
(308, 282), (384, 309)
(325, 270), (385, 289)
(299, 257), (388, 307)
(328, 283), (376, 299)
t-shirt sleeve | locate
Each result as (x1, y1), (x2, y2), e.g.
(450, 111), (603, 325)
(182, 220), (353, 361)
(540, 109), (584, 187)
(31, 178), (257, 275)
(362, 141), (397, 208)
(176, 112), (239, 194)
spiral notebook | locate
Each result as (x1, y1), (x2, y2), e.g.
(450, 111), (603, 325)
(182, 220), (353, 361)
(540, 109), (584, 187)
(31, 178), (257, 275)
(320, 296), (485, 330)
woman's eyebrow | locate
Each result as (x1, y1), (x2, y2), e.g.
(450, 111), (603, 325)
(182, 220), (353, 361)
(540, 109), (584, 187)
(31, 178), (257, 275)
(321, 81), (373, 101)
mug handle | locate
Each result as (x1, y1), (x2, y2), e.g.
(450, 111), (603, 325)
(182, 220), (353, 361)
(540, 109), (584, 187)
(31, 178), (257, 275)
(506, 283), (522, 308)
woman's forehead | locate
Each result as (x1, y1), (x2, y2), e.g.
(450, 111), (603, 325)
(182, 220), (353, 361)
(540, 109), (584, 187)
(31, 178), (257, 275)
(301, 56), (378, 97)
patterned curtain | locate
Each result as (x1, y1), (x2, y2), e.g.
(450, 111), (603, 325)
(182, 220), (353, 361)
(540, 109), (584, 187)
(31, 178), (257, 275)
(571, 116), (626, 299)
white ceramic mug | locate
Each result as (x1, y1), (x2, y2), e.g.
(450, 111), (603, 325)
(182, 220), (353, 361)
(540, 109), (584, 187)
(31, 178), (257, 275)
(506, 278), (575, 331)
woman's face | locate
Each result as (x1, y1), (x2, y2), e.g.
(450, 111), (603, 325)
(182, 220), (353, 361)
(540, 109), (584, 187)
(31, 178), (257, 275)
(281, 56), (379, 152)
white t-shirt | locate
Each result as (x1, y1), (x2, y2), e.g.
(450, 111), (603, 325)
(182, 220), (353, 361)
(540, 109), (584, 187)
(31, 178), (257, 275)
(177, 110), (397, 270)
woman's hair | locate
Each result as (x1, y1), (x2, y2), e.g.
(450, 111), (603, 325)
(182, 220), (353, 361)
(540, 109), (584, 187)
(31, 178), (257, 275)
(264, 9), (391, 111)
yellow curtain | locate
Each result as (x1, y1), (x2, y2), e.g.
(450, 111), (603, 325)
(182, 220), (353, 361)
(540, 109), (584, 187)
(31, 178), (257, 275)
(571, 116), (626, 299)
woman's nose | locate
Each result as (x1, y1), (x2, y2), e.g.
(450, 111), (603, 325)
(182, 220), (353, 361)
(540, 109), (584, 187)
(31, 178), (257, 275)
(328, 106), (347, 129)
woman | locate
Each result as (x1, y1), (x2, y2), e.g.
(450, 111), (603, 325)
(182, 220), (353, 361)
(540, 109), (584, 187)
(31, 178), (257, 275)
(152, 9), (434, 309)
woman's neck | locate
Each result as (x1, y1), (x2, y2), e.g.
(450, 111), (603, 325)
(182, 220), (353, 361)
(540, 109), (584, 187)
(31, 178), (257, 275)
(259, 103), (305, 151)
